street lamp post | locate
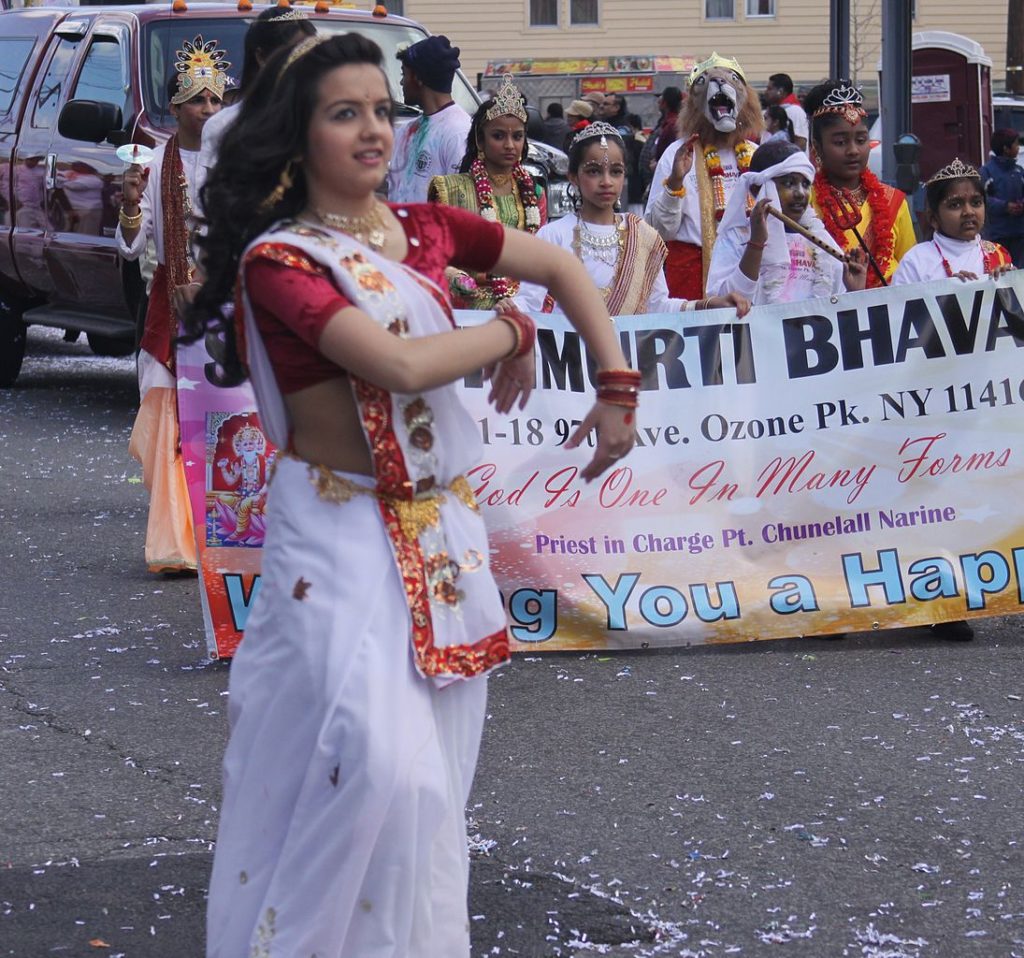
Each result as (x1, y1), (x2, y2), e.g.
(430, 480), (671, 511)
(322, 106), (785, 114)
(830, 0), (850, 80)
(880, 0), (912, 188)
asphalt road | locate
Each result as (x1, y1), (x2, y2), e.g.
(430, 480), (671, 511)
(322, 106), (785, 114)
(1, 328), (1023, 958)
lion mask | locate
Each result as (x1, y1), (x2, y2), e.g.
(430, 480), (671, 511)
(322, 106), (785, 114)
(681, 65), (763, 147)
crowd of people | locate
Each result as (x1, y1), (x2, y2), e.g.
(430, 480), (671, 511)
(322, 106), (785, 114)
(112, 9), (1017, 955)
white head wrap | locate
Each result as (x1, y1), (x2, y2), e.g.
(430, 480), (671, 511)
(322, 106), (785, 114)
(717, 151), (840, 269)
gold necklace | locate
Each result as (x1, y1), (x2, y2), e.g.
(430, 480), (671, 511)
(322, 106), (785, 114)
(314, 200), (388, 251)
(489, 171), (513, 189)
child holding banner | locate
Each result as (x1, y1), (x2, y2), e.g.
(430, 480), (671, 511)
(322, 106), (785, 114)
(188, 33), (637, 958)
(515, 121), (750, 316)
(892, 158), (1014, 285)
(706, 139), (868, 305)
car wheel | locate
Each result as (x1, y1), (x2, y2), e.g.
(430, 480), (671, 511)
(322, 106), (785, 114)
(0, 303), (27, 388)
(87, 332), (136, 357)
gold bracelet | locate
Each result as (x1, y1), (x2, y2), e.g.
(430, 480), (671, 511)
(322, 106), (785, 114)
(119, 207), (143, 229)
(662, 177), (686, 198)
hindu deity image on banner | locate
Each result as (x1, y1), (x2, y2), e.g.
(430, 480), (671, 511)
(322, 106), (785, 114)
(205, 412), (276, 548)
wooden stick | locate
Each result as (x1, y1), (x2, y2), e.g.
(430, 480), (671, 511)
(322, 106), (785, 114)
(764, 205), (848, 263)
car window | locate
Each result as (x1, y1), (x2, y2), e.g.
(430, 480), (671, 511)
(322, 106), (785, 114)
(142, 19), (249, 127)
(993, 105), (1024, 136)
(33, 35), (81, 130)
(73, 36), (130, 126)
(142, 17), (478, 129)
(0, 37), (37, 119)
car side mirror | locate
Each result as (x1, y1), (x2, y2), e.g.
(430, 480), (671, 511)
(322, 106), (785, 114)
(58, 100), (123, 143)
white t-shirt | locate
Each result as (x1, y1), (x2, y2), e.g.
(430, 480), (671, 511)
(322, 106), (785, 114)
(515, 214), (689, 314)
(892, 232), (990, 285)
(707, 226), (845, 305)
(387, 102), (472, 204)
(783, 103), (809, 144)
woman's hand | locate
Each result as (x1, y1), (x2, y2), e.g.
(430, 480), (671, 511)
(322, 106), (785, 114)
(122, 163), (148, 208)
(704, 292), (751, 317)
(486, 351), (534, 414)
(666, 134), (699, 192)
(565, 401), (636, 482)
(843, 247), (868, 291)
(991, 262), (1016, 280)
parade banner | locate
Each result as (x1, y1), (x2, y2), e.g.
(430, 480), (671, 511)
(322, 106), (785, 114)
(178, 273), (1024, 658)
(177, 339), (275, 660)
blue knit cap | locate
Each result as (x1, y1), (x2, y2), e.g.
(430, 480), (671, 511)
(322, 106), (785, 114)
(398, 35), (461, 94)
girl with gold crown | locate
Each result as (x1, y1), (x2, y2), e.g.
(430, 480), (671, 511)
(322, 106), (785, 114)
(516, 121), (750, 317)
(428, 73), (547, 308)
(893, 158), (1013, 286)
(117, 35), (227, 573)
(805, 79), (916, 288)
(188, 33), (638, 958)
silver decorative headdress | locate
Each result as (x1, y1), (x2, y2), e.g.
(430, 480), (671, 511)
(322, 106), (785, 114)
(484, 74), (528, 124)
(271, 8), (309, 21)
(569, 120), (623, 150)
(813, 80), (866, 124)
(926, 157), (980, 184)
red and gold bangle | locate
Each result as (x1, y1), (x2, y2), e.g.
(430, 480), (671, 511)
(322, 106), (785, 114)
(597, 391), (639, 409)
(596, 368), (641, 387)
(496, 308), (537, 360)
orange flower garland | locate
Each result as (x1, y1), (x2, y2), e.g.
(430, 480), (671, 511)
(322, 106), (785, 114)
(814, 168), (895, 289)
(704, 141), (755, 221)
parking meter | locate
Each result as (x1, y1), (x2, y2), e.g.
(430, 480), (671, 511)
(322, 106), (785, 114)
(893, 133), (921, 196)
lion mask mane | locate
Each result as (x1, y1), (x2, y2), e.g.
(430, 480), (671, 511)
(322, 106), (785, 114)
(681, 65), (763, 147)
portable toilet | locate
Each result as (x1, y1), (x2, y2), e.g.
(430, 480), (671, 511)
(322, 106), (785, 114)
(889, 31), (993, 181)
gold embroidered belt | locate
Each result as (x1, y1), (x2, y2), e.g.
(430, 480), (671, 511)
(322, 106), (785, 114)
(284, 453), (479, 542)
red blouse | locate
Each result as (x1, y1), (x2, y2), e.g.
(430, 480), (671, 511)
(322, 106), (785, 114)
(245, 203), (506, 394)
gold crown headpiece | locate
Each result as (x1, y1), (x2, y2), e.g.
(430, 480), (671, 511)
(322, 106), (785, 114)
(689, 52), (746, 86)
(570, 120), (624, 150)
(812, 81), (866, 124)
(233, 424), (267, 453)
(485, 74), (528, 124)
(172, 36), (231, 105)
(926, 157), (980, 184)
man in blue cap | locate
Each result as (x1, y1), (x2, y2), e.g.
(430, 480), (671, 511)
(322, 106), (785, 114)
(388, 35), (472, 203)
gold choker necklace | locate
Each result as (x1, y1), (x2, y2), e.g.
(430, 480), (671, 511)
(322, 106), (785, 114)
(314, 201), (387, 251)
(489, 172), (513, 188)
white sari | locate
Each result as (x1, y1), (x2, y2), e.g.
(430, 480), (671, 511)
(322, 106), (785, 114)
(206, 219), (508, 958)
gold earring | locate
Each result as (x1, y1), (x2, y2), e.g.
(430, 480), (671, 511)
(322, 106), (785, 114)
(477, 147), (485, 161)
(261, 159), (297, 210)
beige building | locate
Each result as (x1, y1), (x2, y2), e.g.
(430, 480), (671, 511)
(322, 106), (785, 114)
(388, 0), (1009, 93)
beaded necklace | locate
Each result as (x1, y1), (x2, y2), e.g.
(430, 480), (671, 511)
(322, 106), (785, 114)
(470, 156), (541, 299)
(572, 214), (625, 268)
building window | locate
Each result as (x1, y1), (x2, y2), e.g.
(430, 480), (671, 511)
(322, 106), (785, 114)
(387, 0), (404, 13)
(530, 0), (559, 26)
(746, 0), (775, 15)
(571, 0), (599, 25)
(705, 0), (735, 19)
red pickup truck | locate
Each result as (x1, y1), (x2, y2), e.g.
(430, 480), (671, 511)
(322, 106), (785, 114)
(0, 1), (491, 386)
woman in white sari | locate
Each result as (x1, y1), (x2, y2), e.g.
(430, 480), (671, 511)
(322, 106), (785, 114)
(188, 33), (639, 958)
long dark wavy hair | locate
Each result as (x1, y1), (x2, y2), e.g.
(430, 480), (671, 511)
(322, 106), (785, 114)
(184, 33), (390, 382)
(457, 98), (529, 173)
(238, 6), (317, 94)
